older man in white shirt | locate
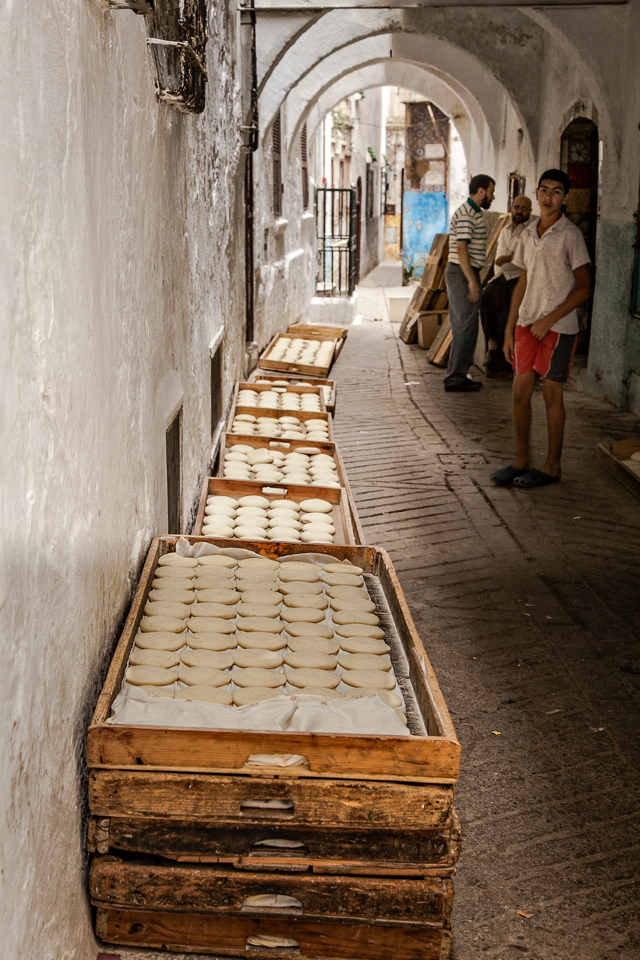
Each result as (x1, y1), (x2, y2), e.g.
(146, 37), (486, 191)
(482, 194), (532, 375)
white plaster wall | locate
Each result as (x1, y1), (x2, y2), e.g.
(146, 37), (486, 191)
(0, 2), (245, 957)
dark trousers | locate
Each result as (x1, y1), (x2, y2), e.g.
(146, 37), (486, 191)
(481, 274), (518, 347)
(444, 263), (481, 387)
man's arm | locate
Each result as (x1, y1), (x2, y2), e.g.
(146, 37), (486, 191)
(530, 265), (592, 340)
(495, 253), (514, 267)
(457, 241), (481, 303)
(503, 270), (527, 363)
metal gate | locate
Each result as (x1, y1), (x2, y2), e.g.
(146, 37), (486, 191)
(316, 187), (357, 297)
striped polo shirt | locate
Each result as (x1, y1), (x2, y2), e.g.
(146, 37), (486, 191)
(448, 198), (487, 269)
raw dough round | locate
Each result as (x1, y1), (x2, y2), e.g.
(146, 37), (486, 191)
(140, 616), (186, 634)
(194, 578), (238, 593)
(196, 589), (240, 604)
(181, 649), (234, 670)
(323, 563), (364, 576)
(340, 669), (395, 690)
(144, 601), (192, 620)
(134, 632), (185, 652)
(283, 593), (328, 610)
(286, 622), (334, 639)
(194, 566), (235, 580)
(148, 589), (195, 605)
(238, 617), (285, 633)
(186, 617), (236, 634)
(238, 556), (280, 571)
(175, 685), (233, 705)
(301, 531), (334, 544)
(151, 576), (195, 591)
(158, 554), (198, 568)
(236, 631), (287, 651)
(234, 649), (283, 669)
(344, 688), (402, 708)
(284, 651), (337, 670)
(179, 666), (231, 687)
(154, 566), (196, 580)
(232, 667), (286, 688)
(338, 653), (391, 672)
(130, 648), (181, 668)
(279, 569), (319, 583)
(336, 624), (385, 640)
(126, 665), (178, 686)
(326, 585), (366, 599)
(279, 581), (323, 596)
(207, 495), (238, 507)
(339, 636), (390, 655)
(322, 573), (364, 587)
(238, 592), (281, 608)
(236, 568), (278, 582)
(294, 687), (341, 699)
(280, 561), (319, 573)
(187, 633), (237, 651)
(191, 603), (236, 619)
(238, 495), (271, 508)
(330, 597), (375, 613)
(299, 499), (333, 513)
(270, 499), (300, 511)
(234, 526), (269, 540)
(196, 554), (238, 568)
(630, 451), (640, 462)
(139, 685), (174, 698)
(232, 686), (283, 706)
(269, 527), (302, 541)
(282, 607), (325, 623)
(237, 579), (280, 593)
(237, 602), (280, 619)
(287, 636), (340, 655)
(286, 668), (340, 689)
(332, 611), (380, 627)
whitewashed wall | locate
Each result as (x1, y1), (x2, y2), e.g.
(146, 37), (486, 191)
(0, 2), (245, 956)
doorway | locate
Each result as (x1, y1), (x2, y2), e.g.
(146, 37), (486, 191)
(560, 117), (600, 350)
(355, 177), (362, 285)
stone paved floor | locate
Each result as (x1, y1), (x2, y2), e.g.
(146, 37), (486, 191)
(115, 268), (640, 960)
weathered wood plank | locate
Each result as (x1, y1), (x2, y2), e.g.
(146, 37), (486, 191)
(597, 440), (640, 503)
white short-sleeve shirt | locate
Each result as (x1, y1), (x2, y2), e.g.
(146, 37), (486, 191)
(494, 220), (529, 281)
(512, 215), (591, 335)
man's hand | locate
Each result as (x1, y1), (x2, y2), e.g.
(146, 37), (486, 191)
(504, 331), (515, 364)
(495, 254), (513, 267)
(467, 280), (481, 303)
(530, 317), (553, 340)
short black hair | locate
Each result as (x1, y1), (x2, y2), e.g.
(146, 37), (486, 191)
(537, 168), (570, 194)
(469, 174), (496, 195)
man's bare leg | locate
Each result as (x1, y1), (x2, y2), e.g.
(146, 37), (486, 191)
(511, 371), (536, 470)
(540, 378), (565, 477)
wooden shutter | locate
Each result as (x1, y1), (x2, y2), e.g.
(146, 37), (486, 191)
(273, 111), (282, 217)
(366, 164), (374, 218)
(301, 123), (309, 210)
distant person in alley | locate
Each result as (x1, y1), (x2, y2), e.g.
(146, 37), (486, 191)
(444, 174), (495, 392)
(492, 169), (592, 489)
(481, 193), (532, 376)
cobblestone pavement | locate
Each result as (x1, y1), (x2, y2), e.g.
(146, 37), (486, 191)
(328, 304), (640, 959)
(114, 272), (640, 960)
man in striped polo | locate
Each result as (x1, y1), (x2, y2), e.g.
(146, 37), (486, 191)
(444, 174), (495, 392)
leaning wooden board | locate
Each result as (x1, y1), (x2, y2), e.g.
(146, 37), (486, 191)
(597, 439), (640, 502)
(260, 333), (338, 377)
(250, 371), (337, 415)
(87, 538), (460, 784)
(193, 477), (354, 545)
(217, 434), (365, 546)
(229, 383), (335, 442)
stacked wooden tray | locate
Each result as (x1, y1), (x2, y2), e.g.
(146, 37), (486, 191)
(260, 333), (339, 378)
(229, 384), (334, 442)
(88, 538), (460, 958)
(250, 371), (337, 415)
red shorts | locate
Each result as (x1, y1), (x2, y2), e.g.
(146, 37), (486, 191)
(513, 325), (577, 383)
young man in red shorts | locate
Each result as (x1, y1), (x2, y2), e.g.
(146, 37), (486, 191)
(491, 169), (592, 489)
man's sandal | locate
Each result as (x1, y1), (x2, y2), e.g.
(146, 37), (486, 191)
(491, 466), (529, 487)
(512, 468), (561, 489)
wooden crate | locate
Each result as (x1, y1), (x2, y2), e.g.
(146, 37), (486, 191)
(87, 539), (460, 784)
(219, 435), (366, 546)
(417, 312), (448, 351)
(229, 384), (334, 442)
(426, 317), (452, 367)
(235, 380), (328, 413)
(288, 323), (348, 343)
(597, 439), (640, 501)
(250, 372), (337, 415)
(193, 478), (354, 545)
(95, 902), (452, 958)
(260, 333), (338, 377)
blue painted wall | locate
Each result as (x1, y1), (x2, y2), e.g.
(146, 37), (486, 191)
(402, 188), (448, 279)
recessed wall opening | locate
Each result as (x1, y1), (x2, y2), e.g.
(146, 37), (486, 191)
(211, 344), (223, 438)
(166, 407), (182, 535)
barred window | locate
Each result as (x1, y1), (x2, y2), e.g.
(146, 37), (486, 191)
(366, 164), (374, 219)
(301, 124), (309, 210)
(273, 111), (283, 217)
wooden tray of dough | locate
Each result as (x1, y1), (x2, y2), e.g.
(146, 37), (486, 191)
(260, 333), (338, 378)
(87, 538), (460, 784)
(230, 385), (334, 442)
(235, 380), (328, 413)
(597, 438), (640, 502)
(250, 372), (337, 415)
(287, 323), (348, 361)
(218, 435), (365, 545)
(193, 478), (354, 545)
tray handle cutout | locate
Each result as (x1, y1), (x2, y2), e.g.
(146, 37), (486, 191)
(262, 486), (287, 495)
(242, 895), (303, 915)
(247, 934), (300, 952)
(243, 754), (309, 769)
(241, 799), (294, 819)
(251, 839), (309, 856)
(269, 441), (290, 449)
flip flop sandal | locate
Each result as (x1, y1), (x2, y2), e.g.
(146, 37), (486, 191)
(512, 468), (561, 489)
(491, 465), (529, 487)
